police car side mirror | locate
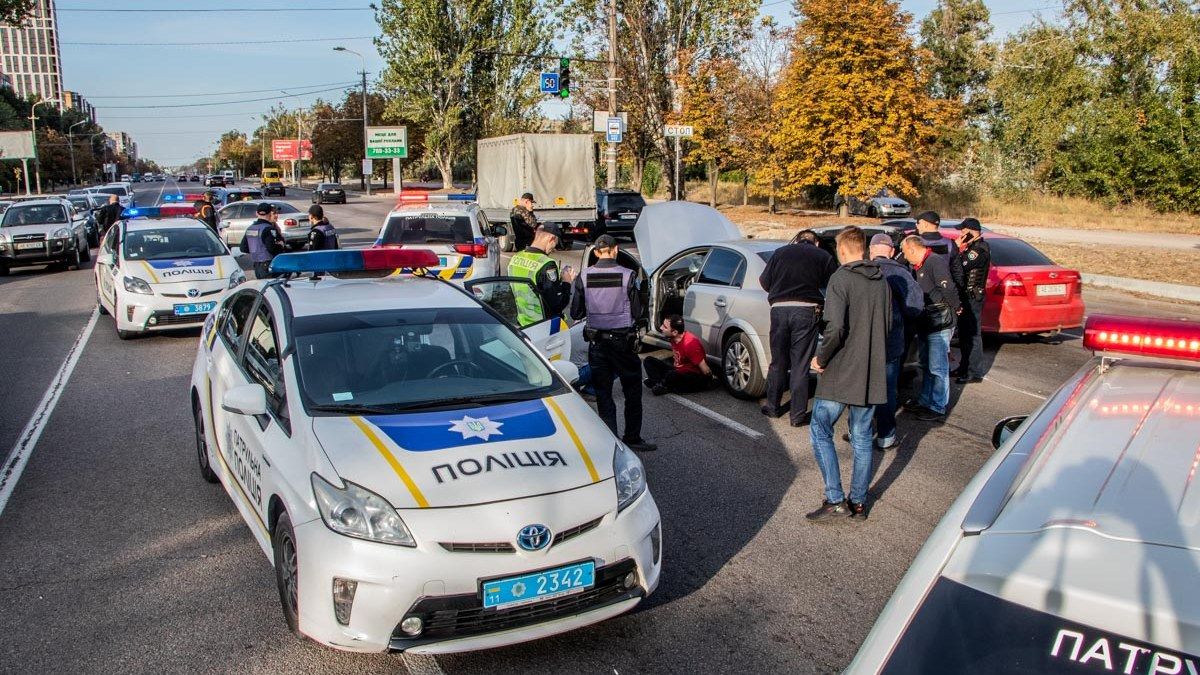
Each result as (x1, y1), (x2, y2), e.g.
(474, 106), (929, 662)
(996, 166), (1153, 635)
(228, 246), (242, 257)
(552, 360), (581, 387)
(222, 384), (269, 417)
(992, 415), (1027, 450)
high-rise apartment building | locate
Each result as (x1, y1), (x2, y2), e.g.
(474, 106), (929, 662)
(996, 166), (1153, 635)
(0, 0), (64, 104)
(107, 131), (137, 163)
(63, 90), (95, 123)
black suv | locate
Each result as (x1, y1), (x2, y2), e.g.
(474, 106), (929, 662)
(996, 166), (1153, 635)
(594, 189), (646, 240)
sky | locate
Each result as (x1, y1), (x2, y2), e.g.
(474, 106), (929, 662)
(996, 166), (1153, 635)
(56, 0), (1061, 168)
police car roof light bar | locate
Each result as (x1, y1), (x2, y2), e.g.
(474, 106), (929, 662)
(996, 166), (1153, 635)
(396, 192), (477, 204)
(161, 194), (186, 202)
(269, 249), (440, 276)
(120, 205), (196, 219)
(1084, 314), (1200, 360)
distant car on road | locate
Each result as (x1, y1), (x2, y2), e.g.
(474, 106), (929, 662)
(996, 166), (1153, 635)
(220, 170), (236, 186)
(188, 175), (200, 182)
(66, 194), (103, 247)
(95, 184), (134, 209)
(216, 199), (309, 250)
(204, 175), (224, 188)
(0, 198), (91, 275)
(835, 188), (912, 218)
(212, 187), (262, 207)
(311, 182), (346, 204)
(260, 167), (285, 196)
(594, 188), (646, 241)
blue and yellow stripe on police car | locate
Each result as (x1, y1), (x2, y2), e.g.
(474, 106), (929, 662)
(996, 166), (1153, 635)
(350, 416), (430, 508)
(544, 398), (600, 483)
(139, 261), (159, 283)
(437, 256), (474, 281)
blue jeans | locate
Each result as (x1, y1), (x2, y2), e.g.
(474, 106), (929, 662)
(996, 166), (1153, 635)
(873, 356), (904, 443)
(918, 328), (953, 414)
(810, 398), (875, 505)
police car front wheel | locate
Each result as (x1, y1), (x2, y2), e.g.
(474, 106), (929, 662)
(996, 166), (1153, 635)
(272, 511), (302, 635)
(192, 398), (219, 484)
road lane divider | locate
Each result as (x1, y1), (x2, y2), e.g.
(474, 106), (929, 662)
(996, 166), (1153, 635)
(0, 309), (99, 517)
(665, 394), (764, 439)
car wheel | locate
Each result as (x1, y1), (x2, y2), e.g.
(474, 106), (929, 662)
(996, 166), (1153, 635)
(722, 332), (766, 399)
(69, 245), (84, 271)
(501, 235), (515, 253)
(273, 511), (302, 635)
(0, 265), (8, 276)
(193, 398), (219, 484)
(79, 240), (91, 263)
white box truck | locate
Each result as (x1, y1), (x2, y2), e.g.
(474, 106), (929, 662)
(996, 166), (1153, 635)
(477, 133), (597, 251)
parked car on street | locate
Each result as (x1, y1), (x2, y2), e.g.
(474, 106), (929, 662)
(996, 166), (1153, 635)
(0, 199), (91, 275)
(311, 182), (346, 204)
(594, 188), (646, 241)
(835, 188), (912, 218)
(216, 199), (309, 250)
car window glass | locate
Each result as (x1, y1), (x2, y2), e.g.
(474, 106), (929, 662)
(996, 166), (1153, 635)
(1, 204), (68, 227)
(697, 248), (745, 286)
(988, 238), (1053, 266)
(243, 304), (283, 403)
(220, 293), (257, 348)
(101, 225), (118, 254)
(123, 227), (225, 260)
(381, 214), (473, 245)
(663, 249), (709, 276)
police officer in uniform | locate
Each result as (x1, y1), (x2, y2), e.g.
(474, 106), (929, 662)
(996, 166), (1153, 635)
(510, 192), (538, 251)
(306, 204), (338, 250)
(954, 217), (991, 384)
(193, 191), (218, 233)
(239, 202), (284, 279)
(507, 222), (575, 324)
(570, 235), (656, 452)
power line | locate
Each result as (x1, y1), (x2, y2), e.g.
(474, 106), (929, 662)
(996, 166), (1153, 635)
(63, 35), (374, 47)
(85, 80), (357, 100)
(57, 5), (373, 12)
(99, 84), (354, 109)
(101, 111), (269, 119)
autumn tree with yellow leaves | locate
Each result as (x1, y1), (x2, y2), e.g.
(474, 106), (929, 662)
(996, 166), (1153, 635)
(770, 0), (955, 204)
(677, 55), (741, 206)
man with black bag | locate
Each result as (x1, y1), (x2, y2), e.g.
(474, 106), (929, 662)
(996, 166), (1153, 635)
(901, 235), (960, 423)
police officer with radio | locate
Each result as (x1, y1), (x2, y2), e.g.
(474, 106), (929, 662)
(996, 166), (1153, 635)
(508, 222), (575, 324)
(954, 217), (991, 384)
(193, 191), (218, 233)
(306, 204), (339, 250)
(239, 202), (284, 279)
(570, 235), (656, 452)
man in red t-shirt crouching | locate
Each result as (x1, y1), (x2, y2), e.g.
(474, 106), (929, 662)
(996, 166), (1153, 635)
(643, 314), (713, 395)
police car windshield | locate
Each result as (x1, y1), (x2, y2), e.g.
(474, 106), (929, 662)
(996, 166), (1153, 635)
(293, 306), (561, 412)
(123, 228), (226, 260)
(1, 204), (68, 227)
(381, 214), (473, 245)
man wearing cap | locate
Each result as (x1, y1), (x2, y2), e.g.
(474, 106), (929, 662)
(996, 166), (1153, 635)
(508, 222), (576, 326)
(510, 192), (539, 251)
(954, 217), (991, 384)
(193, 191), (218, 233)
(570, 235), (656, 452)
(870, 233), (924, 449)
(913, 211), (964, 295)
(306, 204), (339, 250)
(239, 203), (284, 279)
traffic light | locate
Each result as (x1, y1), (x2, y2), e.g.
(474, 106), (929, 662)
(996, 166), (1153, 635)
(559, 57), (570, 99)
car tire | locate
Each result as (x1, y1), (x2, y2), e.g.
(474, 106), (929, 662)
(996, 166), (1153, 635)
(193, 398), (220, 484)
(722, 332), (766, 399)
(273, 511), (302, 635)
(0, 265), (8, 276)
(79, 241), (91, 263)
(69, 245), (84, 271)
(501, 235), (515, 253)
(97, 294), (109, 315)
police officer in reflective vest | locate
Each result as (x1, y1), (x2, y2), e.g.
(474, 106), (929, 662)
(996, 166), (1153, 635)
(193, 191), (218, 233)
(239, 202), (284, 279)
(507, 222), (574, 326)
(306, 204), (339, 250)
(570, 235), (656, 452)
(954, 217), (991, 384)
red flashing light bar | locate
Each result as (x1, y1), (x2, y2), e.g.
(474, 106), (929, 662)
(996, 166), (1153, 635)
(1083, 314), (1200, 360)
(397, 192), (476, 204)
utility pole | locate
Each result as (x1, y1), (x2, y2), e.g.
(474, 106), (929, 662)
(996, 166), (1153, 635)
(361, 68), (370, 195)
(67, 120), (86, 186)
(606, 0), (618, 189)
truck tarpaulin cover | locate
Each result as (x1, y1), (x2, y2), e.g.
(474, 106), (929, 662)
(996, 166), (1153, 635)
(476, 134), (596, 211)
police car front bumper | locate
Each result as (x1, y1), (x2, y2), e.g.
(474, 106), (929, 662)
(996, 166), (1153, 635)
(117, 283), (227, 332)
(290, 483), (662, 654)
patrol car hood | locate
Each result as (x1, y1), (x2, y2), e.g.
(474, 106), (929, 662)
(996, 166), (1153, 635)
(633, 201), (741, 275)
(128, 255), (236, 284)
(310, 394), (617, 509)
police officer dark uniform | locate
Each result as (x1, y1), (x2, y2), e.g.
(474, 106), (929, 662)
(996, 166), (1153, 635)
(954, 217), (991, 384)
(239, 202), (284, 279)
(193, 191), (218, 233)
(507, 222), (573, 324)
(306, 204), (339, 250)
(570, 235), (656, 453)
(510, 192), (538, 252)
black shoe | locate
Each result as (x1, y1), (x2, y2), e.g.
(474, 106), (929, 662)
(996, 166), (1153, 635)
(651, 384), (668, 396)
(624, 438), (658, 452)
(950, 368), (968, 379)
(790, 414), (810, 427)
(805, 500), (850, 522)
(915, 408), (946, 423)
(761, 405), (784, 419)
(956, 375), (984, 384)
(847, 501), (868, 521)
(643, 378), (654, 389)
(901, 398), (924, 411)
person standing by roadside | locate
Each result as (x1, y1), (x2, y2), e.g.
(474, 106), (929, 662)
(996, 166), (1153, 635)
(869, 234), (924, 449)
(643, 314), (713, 395)
(239, 203), (284, 279)
(306, 204), (339, 250)
(806, 227), (891, 522)
(901, 235), (960, 423)
(570, 234), (655, 452)
(510, 192), (539, 251)
(95, 194), (122, 234)
(953, 218), (990, 384)
(758, 230), (838, 426)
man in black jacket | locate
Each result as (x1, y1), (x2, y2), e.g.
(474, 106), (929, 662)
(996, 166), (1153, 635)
(914, 210), (964, 295)
(806, 226), (891, 522)
(901, 235), (961, 423)
(757, 233), (838, 426)
(953, 218), (990, 384)
(95, 195), (122, 234)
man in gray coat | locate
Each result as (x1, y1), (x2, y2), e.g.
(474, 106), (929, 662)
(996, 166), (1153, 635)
(806, 226), (892, 522)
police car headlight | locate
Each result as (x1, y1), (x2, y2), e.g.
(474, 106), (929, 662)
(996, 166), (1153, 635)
(122, 275), (153, 295)
(228, 269), (247, 288)
(311, 473), (416, 547)
(52, 227), (71, 240)
(613, 442), (646, 513)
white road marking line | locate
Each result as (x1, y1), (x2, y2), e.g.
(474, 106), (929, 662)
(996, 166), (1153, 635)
(983, 376), (1047, 401)
(404, 654), (446, 675)
(665, 394), (764, 439)
(0, 309), (100, 517)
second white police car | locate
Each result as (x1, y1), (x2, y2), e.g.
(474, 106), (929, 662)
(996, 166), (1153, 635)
(188, 249), (661, 653)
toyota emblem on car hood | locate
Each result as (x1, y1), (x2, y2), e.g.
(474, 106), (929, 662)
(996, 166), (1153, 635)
(516, 524), (552, 551)
(187, 288), (199, 298)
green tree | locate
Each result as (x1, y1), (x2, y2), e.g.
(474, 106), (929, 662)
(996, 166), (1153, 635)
(919, 0), (995, 116)
(0, 0), (36, 25)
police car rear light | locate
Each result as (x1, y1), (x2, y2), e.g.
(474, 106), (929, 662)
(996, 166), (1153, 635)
(995, 272), (1027, 296)
(453, 242), (488, 258)
(269, 248), (440, 275)
(1083, 314), (1200, 360)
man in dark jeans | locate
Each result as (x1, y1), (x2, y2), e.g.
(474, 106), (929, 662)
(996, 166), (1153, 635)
(758, 234), (838, 426)
(954, 218), (991, 384)
(901, 235), (961, 423)
(643, 314), (712, 395)
(869, 234), (923, 449)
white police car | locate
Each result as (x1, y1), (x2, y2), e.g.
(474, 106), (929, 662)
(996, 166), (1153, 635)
(188, 249), (661, 653)
(373, 197), (505, 284)
(95, 206), (244, 339)
(851, 314), (1200, 673)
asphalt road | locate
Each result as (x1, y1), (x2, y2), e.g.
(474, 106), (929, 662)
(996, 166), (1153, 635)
(0, 181), (1195, 674)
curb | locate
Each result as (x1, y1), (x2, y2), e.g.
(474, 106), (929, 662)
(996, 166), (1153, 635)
(1082, 274), (1200, 304)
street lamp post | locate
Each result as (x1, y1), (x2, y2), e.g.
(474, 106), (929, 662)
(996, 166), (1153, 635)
(334, 46), (371, 196)
(67, 119), (86, 186)
(30, 99), (58, 195)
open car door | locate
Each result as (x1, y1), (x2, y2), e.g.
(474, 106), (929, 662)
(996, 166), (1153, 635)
(464, 277), (571, 363)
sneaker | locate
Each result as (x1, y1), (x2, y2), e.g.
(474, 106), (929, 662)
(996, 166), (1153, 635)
(847, 501), (868, 521)
(789, 413), (810, 428)
(760, 405), (784, 419)
(651, 384), (669, 396)
(901, 398), (925, 411)
(916, 408), (946, 423)
(876, 435), (898, 450)
(624, 438), (658, 452)
(805, 500), (850, 522)
(643, 378), (654, 389)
